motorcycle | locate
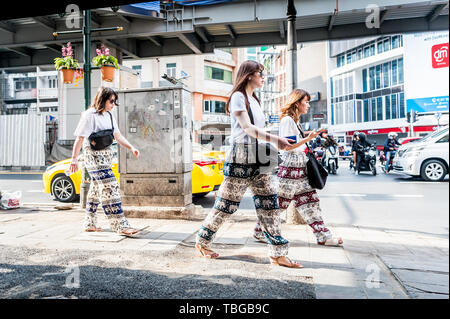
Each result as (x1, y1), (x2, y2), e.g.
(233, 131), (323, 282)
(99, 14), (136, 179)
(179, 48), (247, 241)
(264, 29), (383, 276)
(313, 147), (325, 162)
(324, 145), (339, 174)
(355, 143), (378, 176)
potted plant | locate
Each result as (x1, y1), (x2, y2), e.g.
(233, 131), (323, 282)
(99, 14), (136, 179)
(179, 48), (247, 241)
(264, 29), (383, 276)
(54, 42), (80, 84)
(92, 45), (119, 82)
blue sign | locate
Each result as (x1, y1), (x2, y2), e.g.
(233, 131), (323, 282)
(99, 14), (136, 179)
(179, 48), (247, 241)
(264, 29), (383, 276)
(269, 115), (280, 123)
(407, 96), (449, 113)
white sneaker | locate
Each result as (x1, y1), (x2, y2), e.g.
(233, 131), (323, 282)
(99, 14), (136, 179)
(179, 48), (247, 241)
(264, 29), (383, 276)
(355, 171), (358, 175)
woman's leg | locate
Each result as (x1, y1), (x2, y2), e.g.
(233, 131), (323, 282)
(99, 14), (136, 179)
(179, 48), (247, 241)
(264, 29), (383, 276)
(83, 180), (101, 231)
(196, 175), (250, 251)
(249, 174), (289, 258)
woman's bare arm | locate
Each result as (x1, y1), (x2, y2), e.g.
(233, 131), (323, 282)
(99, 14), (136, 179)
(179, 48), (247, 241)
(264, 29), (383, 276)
(114, 132), (140, 158)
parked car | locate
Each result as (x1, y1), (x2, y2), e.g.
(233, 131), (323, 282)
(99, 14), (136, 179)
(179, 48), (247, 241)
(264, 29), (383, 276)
(43, 143), (223, 202)
(398, 136), (422, 145)
(393, 126), (449, 181)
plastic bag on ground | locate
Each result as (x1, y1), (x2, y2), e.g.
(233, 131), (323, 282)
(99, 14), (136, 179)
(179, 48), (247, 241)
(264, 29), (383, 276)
(0, 191), (22, 210)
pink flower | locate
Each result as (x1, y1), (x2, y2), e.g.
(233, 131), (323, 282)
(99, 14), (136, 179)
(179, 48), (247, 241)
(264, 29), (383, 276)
(104, 48), (110, 56)
(96, 49), (101, 56)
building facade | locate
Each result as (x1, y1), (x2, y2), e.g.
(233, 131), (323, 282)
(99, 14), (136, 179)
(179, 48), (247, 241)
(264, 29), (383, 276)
(327, 31), (449, 146)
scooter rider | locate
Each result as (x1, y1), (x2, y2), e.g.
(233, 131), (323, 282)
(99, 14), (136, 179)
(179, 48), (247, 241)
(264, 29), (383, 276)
(354, 132), (371, 175)
(350, 131), (359, 170)
(323, 133), (338, 148)
(383, 132), (401, 174)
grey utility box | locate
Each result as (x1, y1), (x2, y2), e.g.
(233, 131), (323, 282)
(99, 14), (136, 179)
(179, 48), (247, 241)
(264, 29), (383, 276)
(116, 87), (193, 210)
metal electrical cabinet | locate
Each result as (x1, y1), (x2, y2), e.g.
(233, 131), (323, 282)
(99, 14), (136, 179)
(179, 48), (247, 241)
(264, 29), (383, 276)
(116, 87), (193, 208)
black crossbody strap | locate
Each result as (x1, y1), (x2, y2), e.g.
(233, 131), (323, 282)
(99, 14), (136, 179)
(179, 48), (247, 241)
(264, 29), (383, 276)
(107, 111), (114, 130)
(246, 100), (258, 144)
(296, 121), (311, 152)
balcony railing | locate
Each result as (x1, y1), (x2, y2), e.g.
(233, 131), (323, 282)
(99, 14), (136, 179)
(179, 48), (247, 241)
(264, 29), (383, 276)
(202, 113), (231, 124)
(38, 88), (58, 99)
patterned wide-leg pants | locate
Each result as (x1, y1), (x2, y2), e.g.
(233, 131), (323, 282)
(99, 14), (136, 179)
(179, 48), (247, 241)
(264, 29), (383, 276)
(83, 145), (131, 233)
(196, 144), (289, 258)
(254, 151), (333, 244)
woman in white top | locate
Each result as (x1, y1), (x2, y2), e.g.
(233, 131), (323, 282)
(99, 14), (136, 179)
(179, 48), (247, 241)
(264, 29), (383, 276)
(69, 87), (140, 237)
(254, 89), (343, 246)
(195, 60), (302, 268)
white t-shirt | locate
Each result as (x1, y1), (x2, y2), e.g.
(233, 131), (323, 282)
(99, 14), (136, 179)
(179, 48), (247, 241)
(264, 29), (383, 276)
(229, 91), (266, 144)
(279, 116), (307, 153)
(74, 108), (120, 146)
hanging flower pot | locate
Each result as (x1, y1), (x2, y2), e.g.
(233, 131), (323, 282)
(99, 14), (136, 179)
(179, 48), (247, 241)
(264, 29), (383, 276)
(61, 68), (75, 84)
(54, 42), (80, 85)
(93, 45), (119, 83)
(100, 64), (116, 82)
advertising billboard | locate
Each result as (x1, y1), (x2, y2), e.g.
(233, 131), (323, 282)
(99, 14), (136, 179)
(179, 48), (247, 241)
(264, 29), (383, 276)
(404, 31), (449, 113)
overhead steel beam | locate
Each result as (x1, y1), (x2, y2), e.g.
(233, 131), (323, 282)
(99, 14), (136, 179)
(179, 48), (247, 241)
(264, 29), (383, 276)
(279, 20), (286, 40)
(32, 16), (56, 31)
(226, 25), (237, 39)
(148, 36), (163, 47)
(0, 21), (16, 34)
(177, 33), (203, 54)
(6, 47), (32, 57)
(45, 44), (62, 53)
(379, 9), (391, 26)
(328, 9), (338, 31)
(103, 39), (140, 59)
(195, 27), (211, 43)
(427, 3), (448, 22)
(115, 13), (132, 25)
(90, 12), (103, 28)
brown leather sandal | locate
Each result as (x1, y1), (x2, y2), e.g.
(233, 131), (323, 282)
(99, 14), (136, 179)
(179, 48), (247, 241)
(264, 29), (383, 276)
(195, 243), (219, 259)
(270, 256), (303, 268)
(119, 228), (139, 237)
(85, 226), (102, 232)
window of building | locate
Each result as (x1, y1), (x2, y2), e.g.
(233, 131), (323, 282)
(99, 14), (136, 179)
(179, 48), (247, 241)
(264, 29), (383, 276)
(15, 81), (22, 90)
(371, 98), (377, 121)
(132, 65), (142, 77)
(356, 101), (363, 123)
(392, 35), (401, 49)
(330, 77), (334, 98)
(391, 94), (398, 118)
(377, 97), (383, 121)
(377, 40), (383, 54)
(205, 66), (233, 84)
(370, 42), (376, 56)
(351, 50), (357, 63)
(204, 100), (226, 114)
(31, 80), (36, 89)
(166, 63), (176, 78)
(357, 48), (362, 60)
(369, 67), (375, 91)
(331, 104), (335, 125)
(383, 37), (390, 52)
(385, 96), (391, 120)
(347, 52), (352, 64)
(399, 92), (405, 118)
(376, 65), (382, 89)
(345, 101), (353, 123)
(398, 58), (404, 83)
(364, 46), (370, 58)
(383, 62), (390, 88)
(364, 99), (369, 122)
(362, 69), (368, 93)
(392, 60), (398, 85)
(24, 81), (30, 89)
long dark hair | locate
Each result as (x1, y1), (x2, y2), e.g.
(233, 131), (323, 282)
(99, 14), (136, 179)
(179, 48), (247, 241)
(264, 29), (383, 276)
(90, 86), (118, 114)
(226, 60), (264, 115)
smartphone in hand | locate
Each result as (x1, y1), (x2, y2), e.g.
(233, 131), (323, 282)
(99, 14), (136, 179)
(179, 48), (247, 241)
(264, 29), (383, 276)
(286, 135), (297, 144)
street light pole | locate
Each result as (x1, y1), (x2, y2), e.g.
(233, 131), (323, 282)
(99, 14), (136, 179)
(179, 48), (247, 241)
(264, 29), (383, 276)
(286, 0), (298, 92)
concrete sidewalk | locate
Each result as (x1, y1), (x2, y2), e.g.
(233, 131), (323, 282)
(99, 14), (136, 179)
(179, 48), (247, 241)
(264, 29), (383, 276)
(0, 204), (448, 299)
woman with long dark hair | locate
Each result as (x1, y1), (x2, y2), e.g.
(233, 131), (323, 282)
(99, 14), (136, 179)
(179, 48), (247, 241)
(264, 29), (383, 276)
(195, 60), (302, 268)
(69, 86), (140, 237)
(254, 89), (343, 246)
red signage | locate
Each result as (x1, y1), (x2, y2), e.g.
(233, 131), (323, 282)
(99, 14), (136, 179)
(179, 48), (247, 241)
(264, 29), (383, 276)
(347, 125), (440, 136)
(432, 43), (449, 69)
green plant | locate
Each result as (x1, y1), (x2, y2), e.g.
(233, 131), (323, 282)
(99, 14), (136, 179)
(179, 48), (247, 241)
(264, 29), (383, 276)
(54, 42), (79, 70)
(92, 45), (119, 69)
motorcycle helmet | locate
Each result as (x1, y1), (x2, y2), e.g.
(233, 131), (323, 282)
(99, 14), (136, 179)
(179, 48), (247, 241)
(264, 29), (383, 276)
(388, 132), (398, 139)
(353, 131), (360, 139)
(358, 132), (367, 143)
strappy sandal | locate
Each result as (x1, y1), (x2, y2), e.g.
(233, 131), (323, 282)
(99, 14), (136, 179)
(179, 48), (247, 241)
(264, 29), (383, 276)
(270, 256), (303, 268)
(119, 228), (139, 237)
(253, 233), (267, 243)
(85, 226), (102, 232)
(195, 243), (219, 259)
(318, 237), (343, 246)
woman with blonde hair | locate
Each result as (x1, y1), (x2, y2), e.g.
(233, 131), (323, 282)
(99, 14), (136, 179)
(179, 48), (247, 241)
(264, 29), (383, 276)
(195, 60), (302, 268)
(69, 86), (140, 237)
(253, 89), (343, 246)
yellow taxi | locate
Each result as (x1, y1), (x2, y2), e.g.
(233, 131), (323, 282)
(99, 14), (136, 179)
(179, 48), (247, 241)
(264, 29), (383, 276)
(43, 143), (224, 202)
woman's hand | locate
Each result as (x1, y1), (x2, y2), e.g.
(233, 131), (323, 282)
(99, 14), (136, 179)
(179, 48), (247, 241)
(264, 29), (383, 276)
(68, 158), (79, 175)
(306, 129), (324, 141)
(277, 137), (296, 151)
(131, 147), (140, 158)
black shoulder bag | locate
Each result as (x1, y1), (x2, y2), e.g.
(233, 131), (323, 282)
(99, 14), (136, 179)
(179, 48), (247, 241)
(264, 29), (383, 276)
(88, 111), (115, 151)
(297, 123), (328, 190)
(247, 103), (279, 174)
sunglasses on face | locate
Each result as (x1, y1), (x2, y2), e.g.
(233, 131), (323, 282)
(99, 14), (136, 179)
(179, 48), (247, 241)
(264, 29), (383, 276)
(258, 71), (266, 78)
(108, 98), (118, 106)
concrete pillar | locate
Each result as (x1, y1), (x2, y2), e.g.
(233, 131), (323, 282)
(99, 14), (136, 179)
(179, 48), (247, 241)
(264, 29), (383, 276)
(286, 0), (306, 225)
